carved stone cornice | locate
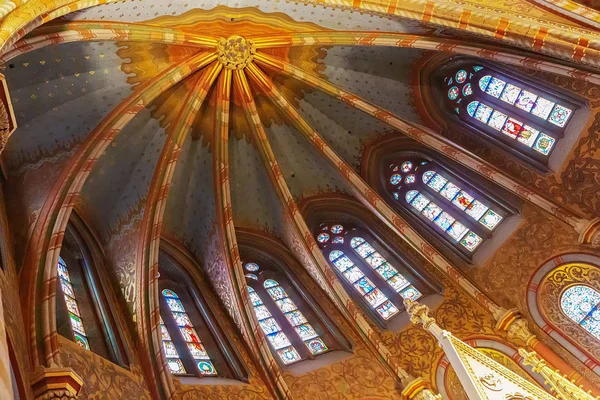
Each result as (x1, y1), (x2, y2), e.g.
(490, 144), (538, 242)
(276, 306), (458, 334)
(30, 367), (83, 400)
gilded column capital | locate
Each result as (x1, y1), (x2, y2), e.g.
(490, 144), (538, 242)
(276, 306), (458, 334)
(494, 308), (537, 347)
(30, 367), (83, 400)
(404, 299), (436, 330)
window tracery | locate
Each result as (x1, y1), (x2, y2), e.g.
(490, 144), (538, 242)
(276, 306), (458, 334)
(244, 261), (336, 365)
(385, 157), (508, 256)
(440, 62), (577, 164)
(316, 223), (422, 322)
(57, 256), (90, 350)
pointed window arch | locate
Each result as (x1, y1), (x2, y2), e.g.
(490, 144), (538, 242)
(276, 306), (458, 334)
(55, 218), (129, 365)
(244, 260), (345, 366)
(437, 60), (580, 168)
(561, 285), (600, 339)
(317, 223), (423, 323)
(158, 251), (248, 380)
(383, 156), (514, 260)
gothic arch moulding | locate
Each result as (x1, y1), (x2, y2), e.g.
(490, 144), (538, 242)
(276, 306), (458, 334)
(527, 253), (600, 377)
(433, 336), (551, 400)
(361, 134), (522, 267)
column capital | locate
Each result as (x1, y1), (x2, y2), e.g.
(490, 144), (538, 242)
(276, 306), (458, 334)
(404, 299), (436, 329)
(578, 217), (600, 248)
(30, 367), (83, 400)
(494, 308), (537, 347)
(401, 377), (442, 400)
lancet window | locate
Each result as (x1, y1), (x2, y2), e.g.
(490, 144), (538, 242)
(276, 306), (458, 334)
(57, 257), (90, 350)
(440, 62), (578, 166)
(244, 261), (341, 365)
(561, 285), (600, 339)
(384, 156), (512, 258)
(316, 223), (422, 323)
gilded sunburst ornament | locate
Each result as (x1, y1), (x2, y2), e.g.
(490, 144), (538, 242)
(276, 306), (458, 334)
(217, 35), (256, 70)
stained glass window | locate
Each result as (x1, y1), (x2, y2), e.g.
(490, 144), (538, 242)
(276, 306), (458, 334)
(385, 157), (510, 256)
(57, 257), (90, 350)
(441, 63), (576, 161)
(247, 287), (301, 364)
(162, 289), (217, 376)
(561, 285), (600, 339)
(264, 280), (328, 356)
(160, 316), (186, 374)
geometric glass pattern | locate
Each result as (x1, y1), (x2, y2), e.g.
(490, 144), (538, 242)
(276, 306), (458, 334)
(162, 289), (217, 376)
(350, 237), (420, 299)
(328, 250), (399, 320)
(264, 279), (328, 356)
(57, 257), (90, 350)
(560, 285), (600, 339)
(467, 101), (557, 156)
(247, 286), (301, 364)
(160, 316), (186, 374)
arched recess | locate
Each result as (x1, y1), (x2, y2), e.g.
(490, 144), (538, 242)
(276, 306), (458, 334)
(55, 213), (130, 366)
(156, 240), (250, 385)
(527, 253), (600, 377)
(433, 336), (551, 399)
(299, 194), (443, 331)
(414, 53), (588, 173)
(237, 228), (353, 373)
(362, 135), (522, 266)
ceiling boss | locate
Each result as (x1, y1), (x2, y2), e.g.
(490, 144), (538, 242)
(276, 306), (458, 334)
(217, 35), (256, 70)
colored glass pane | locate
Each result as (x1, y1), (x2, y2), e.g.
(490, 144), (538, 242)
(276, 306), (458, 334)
(268, 331), (292, 349)
(332, 236), (344, 244)
(354, 277), (376, 296)
(532, 133), (556, 155)
(332, 254), (354, 272)
(69, 313), (86, 335)
(488, 110), (508, 131)
(465, 200), (488, 221)
(447, 222), (468, 241)
(401, 161), (413, 172)
(376, 263), (399, 280)
(474, 103), (493, 123)
(264, 279), (279, 288)
(259, 318), (281, 334)
(197, 361), (217, 376)
(479, 209), (503, 230)
(60, 280), (75, 298)
(388, 274), (410, 292)
(57, 258), (90, 350)
(285, 310), (307, 326)
(376, 301), (399, 320)
(165, 297), (185, 313)
(187, 342), (209, 360)
(460, 231), (483, 251)
(307, 338), (328, 355)
(410, 193), (430, 211)
(501, 117), (523, 138)
(400, 286), (422, 301)
(467, 101), (479, 117)
(167, 359), (186, 375)
(74, 333), (90, 350)
(422, 202), (442, 221)
(245, 274), (258, 280)
(448, 86), (459, 100)
(350, 237), (365, 248)
(500, 83), (521, 105)
(405, 174), (416, 184)
(434, 212), (456, 231)
(422, 171), (435, 183)
(276, 298), (296, 313)
(485, 77), (506, 98)
(162, 289), (179, 298)
(160, 324), (171, 340)
(548, 104), (572, 128)
(452, 191), (474, 210)
(295, 324), (318, 340)
(254, 305), (271, 320)
(390, 174), (402, 185)
(440, 182), (461, 201)
(267, 286), (287, 301)
(343, 266), (365, 283)
(160, 315), (185, 374)
(331, 224), (344, 234)
(172, 312), (192, 327)
(249, 291), (262, 307)
(64, 296), (80, 315)
(317, 233), (330, 243)
(455, 70), (468, 83)
(427, 173), (448, 192)
(531, 97), (555, 120)
(561, 285), (600, 339)
(354, 242), (375, 258)
(365, 252), (386, 268)
(517, 125), (540, 147)
(405, 190), (418, 203)
(364, 288), (387, 308)
(479, 75), (492, 91)
(515, 90), (537, 112)
(462, 83), (473, 96)
(163, 341), (179, 358)
(245, 262), (260, 272)
(277, 347), (302, 365)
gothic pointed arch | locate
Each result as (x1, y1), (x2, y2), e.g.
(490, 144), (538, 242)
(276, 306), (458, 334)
(157, 242), (249, 382)
(415, 54), (586, 172)
(362, 135), (522, 265)
(527, 253), (600, 377)
(56, 213), (130, 365)
(299, 194), (443, 330)
(237, 228), (352, 370)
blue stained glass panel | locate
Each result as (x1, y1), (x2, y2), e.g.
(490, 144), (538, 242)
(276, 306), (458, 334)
(331, 224), (344, 234)
(364, 288), (387, 307)
(275, 298), (297, 313)
(317, 233), (329, 243)
(376, 263), (399, 280)
(434, 212), (456, 231)
(267, 331), (292, 350)
(548, 104), (572, 128)
(462, 83), (473, 96)
(388, 274), (409, 292)
(485, 77), (506, 98)
(460, 231), (483, 251)
(400, 286), (422, 301)
(245, 262), (260, 272)
(166, 298), (185, 313)
(390, 174), (402, 185)
(467, 101), (479, 117)
(254, 305), (271, 320)
(401, 161), (413, 172)
(473, 66), (484, 72)
(427, 174), (448, 192)
(465, 200), (489, 221)
(259, 318), (281, 334)
(354, 277), (375, 296)
(455, 69), (468, 83)
(515, 90), (537, 112)
(532, 133), (556, 155)
(332, 255), (354, 272)
(404, 174), (416, 184)
(479, 75), (492, 91)
(332, 236), (344, 244)
(410, 193), (430, 212)
(350, 237), (365, 248)
(474, 103), (493, 123)
(500, 83), (521, 105)
(365, 252), (386, 269)
(173, 312), (193, 327)
(376, 300), (399, 320)
(285, 310), (308, 326)
(517, 125), (540, 147)
(197, 361), (217, 376)
(245, 274), (258, 281)
(531, 97), (555, 120)
(295, 324), (318, 340)
(580, 317), (600, 339)
(440, 182), (461, 201)
(405, 190), (419, 203)
(422, 202), (443, 221)
(448, 86), (459, 100)
(264, 279), (279, 288)
(277, 346), (301, 364)
(248, 290), (262, 306)
(162, 289), (178, 298)
(307, 338), (328, 355)
(561, 285), (600, 338)
(479, 209), (503, 230)
(422, 171), (435, 183)
(447, 222), (468, 241)
(267, 286), (287, 301)
(354, 242), (376, 258)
